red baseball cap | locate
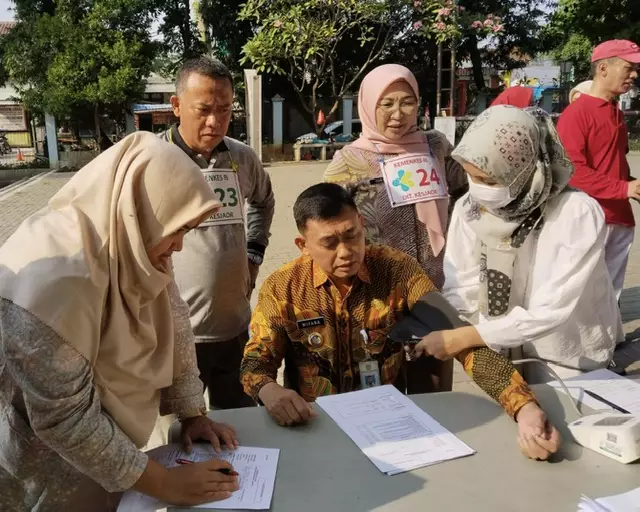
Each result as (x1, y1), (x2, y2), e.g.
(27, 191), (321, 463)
(591, 40), (640, 63)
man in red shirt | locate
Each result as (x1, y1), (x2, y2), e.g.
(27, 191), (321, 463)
(558, 40), (640, 301)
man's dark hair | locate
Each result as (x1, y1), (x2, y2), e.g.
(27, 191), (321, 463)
(294, 183), (357, 232)
(175, 56), (233, 95)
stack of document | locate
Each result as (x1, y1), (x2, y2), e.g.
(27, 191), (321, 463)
(549, 369), (640, 414)
(577, 487), (640, 511)
(117, 444), (280, 511)
(316, 385), (475, 475)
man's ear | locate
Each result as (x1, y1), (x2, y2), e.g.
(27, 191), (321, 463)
(295, 235), (308, 255)
(170, 95), (181, 117)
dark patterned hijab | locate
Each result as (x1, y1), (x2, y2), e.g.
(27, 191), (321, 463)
(450, 106), (574, 318)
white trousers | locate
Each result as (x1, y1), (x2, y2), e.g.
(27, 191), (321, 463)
(604, 224), (634, 301)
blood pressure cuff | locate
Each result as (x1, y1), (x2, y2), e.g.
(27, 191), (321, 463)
(388, 291), (470, 344)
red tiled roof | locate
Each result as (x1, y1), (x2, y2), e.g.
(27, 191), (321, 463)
(0, 22), (16, 36)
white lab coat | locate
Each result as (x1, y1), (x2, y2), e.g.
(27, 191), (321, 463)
(443, 190), (623, 383)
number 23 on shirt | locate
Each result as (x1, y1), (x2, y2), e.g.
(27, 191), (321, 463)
(200, 168), (245, 227)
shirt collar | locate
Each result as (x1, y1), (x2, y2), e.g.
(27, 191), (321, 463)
(312, 259), (371, 289)
(170, 124), (229, 162)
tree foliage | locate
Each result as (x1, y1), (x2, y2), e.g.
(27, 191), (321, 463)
(544, 0), (640, 81)
(198, 0), (254, 75)
(238, 0), (414, 133)
(156, 0), (206, 77)
(2, 0), (159, 146)
(416, 0), (551, 89)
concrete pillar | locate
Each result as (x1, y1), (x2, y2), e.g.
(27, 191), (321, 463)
(540, 90), (554, 113)
(44, 113), (59, 168)
(342, 93), (354, 136)
(434, 116), (456, 146)
(244, 69), (263, 161)
(271, 94), (284, 149)
(125, 112), (136, 134)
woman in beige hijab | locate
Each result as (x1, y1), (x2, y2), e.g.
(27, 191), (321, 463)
(569, 80), (593, 103)
(0, 132), (241, 510)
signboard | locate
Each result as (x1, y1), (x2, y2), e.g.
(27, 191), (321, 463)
(151, 111), (176, 126)
(0, 104), (27, 131)
(434, 116), (456, 146)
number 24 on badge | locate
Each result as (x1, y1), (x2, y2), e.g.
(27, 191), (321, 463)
(392, 168), (441, 193)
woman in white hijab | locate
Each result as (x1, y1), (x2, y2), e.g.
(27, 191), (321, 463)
(411, 106), (622, 384)
(0, 132), (241, 510)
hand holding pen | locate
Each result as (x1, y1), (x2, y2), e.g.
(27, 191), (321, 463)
(177, 458), (240, 476)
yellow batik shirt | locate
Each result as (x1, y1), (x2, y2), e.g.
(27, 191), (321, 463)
(240, 245), (536, 418)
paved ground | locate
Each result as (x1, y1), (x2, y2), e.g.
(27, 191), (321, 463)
(1, 158), (639, 385)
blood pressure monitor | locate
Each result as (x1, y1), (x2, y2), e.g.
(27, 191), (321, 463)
(568, 413), (640, 464)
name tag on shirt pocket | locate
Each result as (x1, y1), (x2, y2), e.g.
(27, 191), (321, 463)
(296, 317), (325, 329)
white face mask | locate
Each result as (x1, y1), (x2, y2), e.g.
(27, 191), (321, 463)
(468, 180), (513, 209)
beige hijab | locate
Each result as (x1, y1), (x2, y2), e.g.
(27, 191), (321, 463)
(0, 132), (220, 447)
(569, 80), (593, 103)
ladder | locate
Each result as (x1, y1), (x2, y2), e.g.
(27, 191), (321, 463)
(436, 43), (457, 117)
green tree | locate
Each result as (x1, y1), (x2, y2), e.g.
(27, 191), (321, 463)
(2, 0), (159, 149)
(198, 0), (254, 73)
(157, 0), (206, 76)
(238, 0), (413, 134)
(544, 0), (640, 81)
(416, 0), (552, 89)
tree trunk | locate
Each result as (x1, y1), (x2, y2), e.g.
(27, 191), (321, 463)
(93, 105), (102, 150)
(181, 0), (193, 57)
(466, 35), (485, 90)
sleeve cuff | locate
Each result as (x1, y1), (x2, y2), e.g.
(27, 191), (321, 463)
(475, 316), (523, 353)
(108, 450), (149, 492)
(618, 180), (630, 200)
(247, 241), (266, 259)
(246, 376), (276, 402)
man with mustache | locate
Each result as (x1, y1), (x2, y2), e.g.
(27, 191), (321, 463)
(558, 40), (640, 302)
(240, 183), (562, 461)
(161, 56), (275, 410)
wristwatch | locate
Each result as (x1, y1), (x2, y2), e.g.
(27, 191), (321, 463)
(248, 252), (263, 265)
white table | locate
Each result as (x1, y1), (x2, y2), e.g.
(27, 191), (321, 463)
(168, 383), (640, 511)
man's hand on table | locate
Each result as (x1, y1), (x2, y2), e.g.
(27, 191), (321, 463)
(180, 415), (239, 453)
(258, 382), (318, 426)
(515, 402), (562, 460)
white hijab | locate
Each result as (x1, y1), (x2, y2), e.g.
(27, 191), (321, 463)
(451, 106), (573, 318)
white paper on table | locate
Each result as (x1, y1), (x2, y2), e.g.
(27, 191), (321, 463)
(578, 487), (640, 511)
(117, 444), (279, 511)
(316, 385), (475, 475)
(549, 369), (640, 415)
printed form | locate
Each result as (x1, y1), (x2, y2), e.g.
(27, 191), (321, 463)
(316, 385), (475, 475)
(549, 369), (640, 415)
(117, 444), (279, 511)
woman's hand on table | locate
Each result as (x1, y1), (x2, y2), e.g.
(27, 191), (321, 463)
(134, 458), (239, 506)
(163, 459), (239, 505)
(181, 415), (239, 453)
(515, 402), (562, 460)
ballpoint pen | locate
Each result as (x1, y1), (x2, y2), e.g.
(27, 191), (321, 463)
(176, 458), (239, 476)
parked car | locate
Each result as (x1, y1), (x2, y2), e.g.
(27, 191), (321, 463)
(296, 120), (362, 144)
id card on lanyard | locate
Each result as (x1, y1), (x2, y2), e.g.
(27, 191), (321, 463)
(379, 150), (447, 208)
